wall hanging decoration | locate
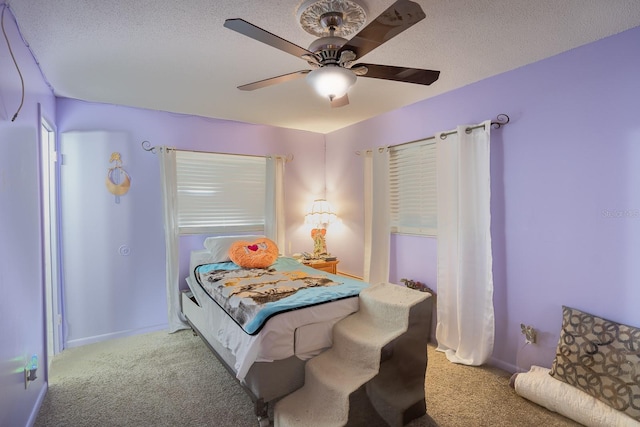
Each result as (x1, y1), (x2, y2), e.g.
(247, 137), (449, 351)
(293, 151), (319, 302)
(106, 152), (131, 200)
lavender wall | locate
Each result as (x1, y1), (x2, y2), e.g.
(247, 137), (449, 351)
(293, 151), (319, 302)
(55, 99), (327, 346)
(0, 4), (55, 425)
(2, 5), (638, 426)
(325, 26), (640, 372)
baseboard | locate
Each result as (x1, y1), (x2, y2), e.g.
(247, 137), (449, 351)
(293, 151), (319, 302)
(65, 323), (168, 349)
(28, 381), (48, 426)
(488, 356), (518, 374)
(337, 271), (363, 280)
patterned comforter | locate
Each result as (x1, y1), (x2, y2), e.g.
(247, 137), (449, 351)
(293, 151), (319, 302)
(194, 257), (367, 334)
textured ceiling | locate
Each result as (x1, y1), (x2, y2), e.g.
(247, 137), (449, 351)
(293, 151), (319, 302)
(7, 0), (640, 133)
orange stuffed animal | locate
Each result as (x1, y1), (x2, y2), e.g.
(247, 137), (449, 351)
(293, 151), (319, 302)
(228, 237), (279, 268)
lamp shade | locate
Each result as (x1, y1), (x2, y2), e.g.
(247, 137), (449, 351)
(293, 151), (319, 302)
(306, 66), (356, 100)
(305, 199), (337, 228)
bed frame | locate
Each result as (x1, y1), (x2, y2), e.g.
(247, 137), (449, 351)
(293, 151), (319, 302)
(181, 290), (305, 424)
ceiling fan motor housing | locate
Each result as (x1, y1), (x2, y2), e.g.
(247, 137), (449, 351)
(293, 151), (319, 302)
(308, 36), (348, 65)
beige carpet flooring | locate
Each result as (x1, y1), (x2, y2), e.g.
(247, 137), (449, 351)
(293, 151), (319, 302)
(34, 329), (581, 427)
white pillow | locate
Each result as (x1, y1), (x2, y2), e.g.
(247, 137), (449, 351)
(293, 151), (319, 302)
(514, 365), (639, 427)
(203, 235), (265, 263)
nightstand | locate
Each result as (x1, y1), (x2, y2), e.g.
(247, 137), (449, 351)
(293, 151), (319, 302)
(302, 259), (339, 275)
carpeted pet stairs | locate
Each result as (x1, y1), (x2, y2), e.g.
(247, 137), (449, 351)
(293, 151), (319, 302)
(274, 282), (430, 427)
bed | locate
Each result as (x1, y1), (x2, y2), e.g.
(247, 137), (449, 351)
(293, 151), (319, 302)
(180, 235), (368, 423)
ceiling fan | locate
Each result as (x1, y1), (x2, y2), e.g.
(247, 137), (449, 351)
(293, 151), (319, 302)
(224, 0), (440, 107)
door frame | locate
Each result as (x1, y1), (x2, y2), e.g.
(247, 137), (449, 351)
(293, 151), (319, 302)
(39, 105), (63, 370)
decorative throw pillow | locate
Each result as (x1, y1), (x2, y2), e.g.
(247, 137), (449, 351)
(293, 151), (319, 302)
(203, 235), (265, 263)
(549, 306), (640, 421)
(229, 238), (278, 269)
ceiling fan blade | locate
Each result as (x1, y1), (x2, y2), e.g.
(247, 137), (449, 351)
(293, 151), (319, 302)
(339, 0), (426, 59)
(331, 94), (349, 108)
(224, 18), (313, 59)
(238, 70), (311, 91)
(356, 63), (440, 85)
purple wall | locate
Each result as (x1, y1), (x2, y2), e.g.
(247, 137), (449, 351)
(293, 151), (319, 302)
(2, 3), (639, 423)
(0, 4), (55, 426)
(55, 99), (327, 346)
(325, 25), (640, 371)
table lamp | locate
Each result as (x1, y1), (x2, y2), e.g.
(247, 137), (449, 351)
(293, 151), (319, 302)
(305, 199), (337, 258)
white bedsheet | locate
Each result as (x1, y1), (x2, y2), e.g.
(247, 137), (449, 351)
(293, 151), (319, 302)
(185, 276), (359, 381)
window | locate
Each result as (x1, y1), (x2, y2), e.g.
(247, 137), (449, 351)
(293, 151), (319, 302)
(388, 139), (437, 236)
(175, 150), (266, 234)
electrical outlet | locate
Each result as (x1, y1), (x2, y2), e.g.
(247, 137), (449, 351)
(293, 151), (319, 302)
(520, 323), (536, 344)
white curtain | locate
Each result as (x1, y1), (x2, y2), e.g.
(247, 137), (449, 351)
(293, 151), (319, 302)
(265, 156), (286, 252)
(159, 147), (189, 333)
(435, 121), (495, 365)
(363, 149), (390, 284)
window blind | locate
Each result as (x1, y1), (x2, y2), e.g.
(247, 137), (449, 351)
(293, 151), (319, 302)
(389, 140), (437, 236)
(175, 150), (266, 234)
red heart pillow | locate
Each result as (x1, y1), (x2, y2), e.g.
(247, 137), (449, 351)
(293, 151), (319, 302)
(229, 238), (279, 268)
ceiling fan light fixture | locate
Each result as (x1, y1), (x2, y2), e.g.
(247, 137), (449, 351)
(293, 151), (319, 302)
(306, 66), (356, 100)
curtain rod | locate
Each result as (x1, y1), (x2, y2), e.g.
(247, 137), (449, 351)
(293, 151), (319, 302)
(141, 141), (293, 162)
(356, 113), (510, 155)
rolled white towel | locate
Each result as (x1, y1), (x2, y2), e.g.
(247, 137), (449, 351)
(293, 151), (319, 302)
(513, 366), (640, 427)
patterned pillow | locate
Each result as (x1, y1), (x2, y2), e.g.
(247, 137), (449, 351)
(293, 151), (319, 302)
(549, 306), (640, 421)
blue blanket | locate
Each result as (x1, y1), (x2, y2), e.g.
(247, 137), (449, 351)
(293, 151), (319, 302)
(194, 257), (367, 335)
